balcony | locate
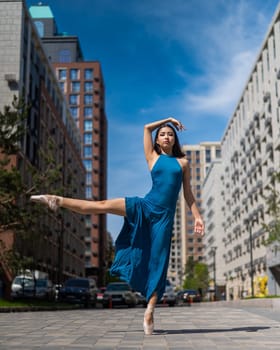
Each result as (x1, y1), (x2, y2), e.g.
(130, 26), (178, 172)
(265, 116), (272, 128)
(253, 112), (260, 121)
(267, 167), (274, 177)
(265, 142), (273, 153)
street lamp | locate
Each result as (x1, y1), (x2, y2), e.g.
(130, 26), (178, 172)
(211, 246), (217, 301)
(244, 217), (255, 297)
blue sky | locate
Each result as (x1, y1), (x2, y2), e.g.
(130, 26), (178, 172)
(28, 0), (280, 240)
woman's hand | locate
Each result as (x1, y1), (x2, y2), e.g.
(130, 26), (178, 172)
(194, 217), (204, 236)
(169, 117), (185, 131)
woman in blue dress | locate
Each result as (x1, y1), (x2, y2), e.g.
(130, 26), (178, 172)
(31, 117), (204, 335)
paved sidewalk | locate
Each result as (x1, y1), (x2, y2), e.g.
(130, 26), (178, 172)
(0, 304), (279, 349)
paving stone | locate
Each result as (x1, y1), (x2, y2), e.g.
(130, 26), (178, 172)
(0, 304), (279, 349)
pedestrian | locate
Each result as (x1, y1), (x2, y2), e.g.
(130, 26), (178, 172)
(31, 117), (204, 335)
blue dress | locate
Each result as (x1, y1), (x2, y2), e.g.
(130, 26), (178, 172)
(110, 154), (183, 301)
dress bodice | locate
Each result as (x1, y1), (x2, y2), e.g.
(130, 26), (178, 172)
(144, 154), (183, 209)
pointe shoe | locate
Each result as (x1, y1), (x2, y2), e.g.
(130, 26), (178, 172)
(30, 195), (62, 211)
(143, 304), (154, 335)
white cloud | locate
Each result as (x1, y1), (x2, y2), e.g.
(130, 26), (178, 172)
(181, 50), (256, 116)
(127, 0), (275, 119)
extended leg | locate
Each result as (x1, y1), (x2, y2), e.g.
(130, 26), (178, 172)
(31, 195), (126, 216)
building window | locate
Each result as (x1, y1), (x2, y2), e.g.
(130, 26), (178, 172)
(84, 68), (93, 80)
(70, 69), (79, 80)
(84, 120), (93, 132)
(34, 21), (44, 37)
(83, 159), (92, 171)
(206, 149), (211, 162)
(84, 146), (92, 158)
(84, 94), (93, 105)
(70, 107), (78, 119)
(86, 172), (92, 185)
(69, 94), (79, 105)
(58, 69), (67, 80)
(71, 82), (80, 93)
(59, 49), (71, 63)
(84, 107), (92, 117)
(216, 149), (221, 158)
(84, 81), (93, 92)
(84, 133), (92, 145)
(59, 82), (65, 92)
(85, 186), (92, 199)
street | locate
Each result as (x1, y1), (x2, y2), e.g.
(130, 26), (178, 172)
(0, 303), (279, 349)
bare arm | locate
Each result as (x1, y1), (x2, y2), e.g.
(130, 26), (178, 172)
(143, 117), (185, 165)
(182, 160), (204, 235)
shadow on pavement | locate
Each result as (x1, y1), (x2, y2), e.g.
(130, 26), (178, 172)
(154, 326), (271, 335)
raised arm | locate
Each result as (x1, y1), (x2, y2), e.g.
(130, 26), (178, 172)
(182, 160), (204, 235)
(143, 117), (184, 166)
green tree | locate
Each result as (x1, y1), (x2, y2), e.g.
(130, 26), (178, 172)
(0, 96), (62, 277)
(261, 171), (280, 245)
(183, 257), (209, 295)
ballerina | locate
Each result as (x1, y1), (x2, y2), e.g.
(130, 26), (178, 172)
(31, 117), (204, 335)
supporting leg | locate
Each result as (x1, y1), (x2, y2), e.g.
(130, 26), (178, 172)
(143, 292), (157, 335)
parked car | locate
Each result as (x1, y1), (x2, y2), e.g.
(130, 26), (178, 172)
(10, 275), (34, 299)
(134, 291), (147, 306)
(102, 282), (137, 308)
(11, 276), (55, 300)
(32, 279), (56, 300)
(58, 278), (98, 308)
(159, 280), (177, 306)
(177, 289), (201, 304)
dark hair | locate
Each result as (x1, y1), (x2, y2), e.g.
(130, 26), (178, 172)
(153, 123), (185, 158)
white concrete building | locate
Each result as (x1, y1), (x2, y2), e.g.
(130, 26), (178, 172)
(202, 160), (226, 299)
(168, 142), (221, 288)
(218, 3), (280, 299)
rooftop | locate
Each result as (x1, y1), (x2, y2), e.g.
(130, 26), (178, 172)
(29, 5), (54, 19)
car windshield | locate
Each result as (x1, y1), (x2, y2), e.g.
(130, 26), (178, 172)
(106, 283), (130, 291)
(14, 276), (32, 284)
(65, 279), (88, 288)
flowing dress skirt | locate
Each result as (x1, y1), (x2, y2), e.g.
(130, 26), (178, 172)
(110, 196), (175, 301)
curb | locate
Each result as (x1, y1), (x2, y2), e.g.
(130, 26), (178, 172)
(0, 305), (83, 313)
(199, 298), (280, 309)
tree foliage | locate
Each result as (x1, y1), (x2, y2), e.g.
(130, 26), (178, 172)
(0, 96), (62, 276)
(262, 171), (280, 245)
(183, 256), (209, 294)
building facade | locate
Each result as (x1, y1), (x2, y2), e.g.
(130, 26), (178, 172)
(29, 4), (108, 285)
(0, 0), (86, 292)
(168, 142), (221, 288)
(213, 3), (280, 299)
(202, 160), (226, 300)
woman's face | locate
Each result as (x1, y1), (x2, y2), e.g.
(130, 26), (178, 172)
(156, 126), (175, 152)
